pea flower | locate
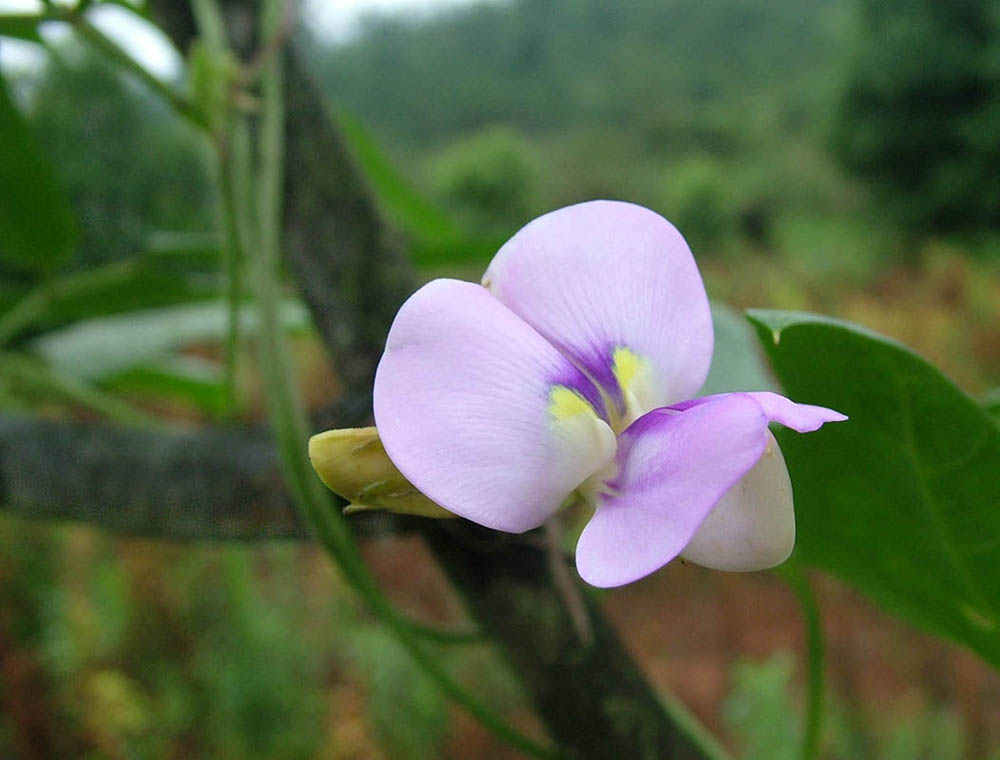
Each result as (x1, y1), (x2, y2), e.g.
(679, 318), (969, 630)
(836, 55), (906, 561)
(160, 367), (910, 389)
(370, 201), (846, 587)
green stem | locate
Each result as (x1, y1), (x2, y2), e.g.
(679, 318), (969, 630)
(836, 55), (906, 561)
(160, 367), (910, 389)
(216, 143), (243, 420)
(242, 3), (555, 755)
(0, 289), (48, 348)
(189, 0), (227, 54)
(193, 0), (239, 420)
(779, 563), (825, 760)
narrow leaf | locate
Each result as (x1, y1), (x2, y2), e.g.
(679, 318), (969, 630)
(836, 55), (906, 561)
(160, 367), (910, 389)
(0, 14), (42, 43)
(0, 70), (76, 275)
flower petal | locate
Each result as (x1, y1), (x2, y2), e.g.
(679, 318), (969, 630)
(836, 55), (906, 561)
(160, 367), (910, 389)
(671, 391), (845, 571)
(680, 430), (795, 571)
(575, 394), (769, 587)
(672, 391), (847, 432)
(374, 279), (616, 533)
(483, 200), (713, 417)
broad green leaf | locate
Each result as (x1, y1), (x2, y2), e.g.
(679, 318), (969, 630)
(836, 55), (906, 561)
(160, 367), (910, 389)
(747, 309), (1000, 668)
(0, 70), (76, 276)
(982, 388), (1000, 425)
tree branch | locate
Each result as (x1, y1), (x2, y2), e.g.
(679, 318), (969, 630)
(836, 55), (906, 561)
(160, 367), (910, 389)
(0, 412), (406, 541)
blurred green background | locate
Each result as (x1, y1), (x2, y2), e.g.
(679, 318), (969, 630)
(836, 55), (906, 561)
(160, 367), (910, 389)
(1, 0), (999, 757)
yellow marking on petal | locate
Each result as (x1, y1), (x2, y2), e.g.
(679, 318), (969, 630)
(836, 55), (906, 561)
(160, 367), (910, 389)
(547, 385), (618, 500)
(549, 385), (597, 421)
(611, 347), (663, 427)
(612, 346), (643, 389)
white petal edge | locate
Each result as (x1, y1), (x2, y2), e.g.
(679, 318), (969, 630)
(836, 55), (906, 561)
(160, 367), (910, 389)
(680, 430), (795, 571)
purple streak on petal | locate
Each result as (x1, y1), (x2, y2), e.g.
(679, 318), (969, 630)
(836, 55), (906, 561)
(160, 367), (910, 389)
(374, 279), (613, 533)
(671, 391), (847, 432)
(483, 200), (713, 409)
(551, 364), (607, 421)
(575, 394), (769, 588)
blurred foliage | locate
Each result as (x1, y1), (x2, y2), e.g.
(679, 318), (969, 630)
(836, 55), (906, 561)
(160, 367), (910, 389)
(657, 156), (738, 252)
(0, 513), (536, 759)
(0, 70), (76, 280)
(725, 653), (973, 760)
(830, 0), (1000, 233)
(305, 0), (879, 266)
(724, 653), (801, 760)
(427, 125), (541, 227)
(24, 45), (214, 268)
(0, 516), (333, 758)
(313, 0), (837, 142)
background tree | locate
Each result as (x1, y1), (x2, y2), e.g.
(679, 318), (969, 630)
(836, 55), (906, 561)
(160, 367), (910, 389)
(831, 0), (1000, 233)
(27, 47), (214, 267)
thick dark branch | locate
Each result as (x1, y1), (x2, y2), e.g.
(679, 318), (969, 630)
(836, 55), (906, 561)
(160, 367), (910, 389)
(283, 53), (414, 392)
(424, 523), (704, 760)
(0, 413), (301, 538)
(0, 413), (404, 540)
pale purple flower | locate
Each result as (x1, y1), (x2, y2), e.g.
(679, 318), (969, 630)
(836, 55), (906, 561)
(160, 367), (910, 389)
(373, 201), (846, 587)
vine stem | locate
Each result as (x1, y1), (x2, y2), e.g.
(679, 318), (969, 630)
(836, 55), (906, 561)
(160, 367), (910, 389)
(215, 141), (243, 420)
(70, 12), (207, 130)
(231, 1), (557, 755)
(3, 5), (206, 129)
(778, 563), (826, 760)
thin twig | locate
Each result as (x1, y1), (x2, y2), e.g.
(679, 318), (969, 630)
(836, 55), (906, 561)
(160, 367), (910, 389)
(239, 0), (295, 86)
(69, 11), (207, 131)
(545, 519), (593, 647)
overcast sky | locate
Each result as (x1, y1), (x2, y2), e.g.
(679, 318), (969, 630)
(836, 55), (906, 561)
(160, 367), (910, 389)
(0, 0), (489, 75)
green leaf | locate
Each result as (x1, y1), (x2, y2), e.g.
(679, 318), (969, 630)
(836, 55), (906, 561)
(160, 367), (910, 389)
(747, 309), (1000, 668)
(336, 109), (457, 240)
(981, 388), (1000, 425)
(33, 299), (310, 380)
(0, 254), (222, 348)
(102, 356), (226, 416)
(0, 14), (43, 43)
(0, 351), (154, 426)
(0, 70), (76, 276)
(699, 301), (777, 396)
(40, 255), (220, 327)
(336, 109), (504, 268)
